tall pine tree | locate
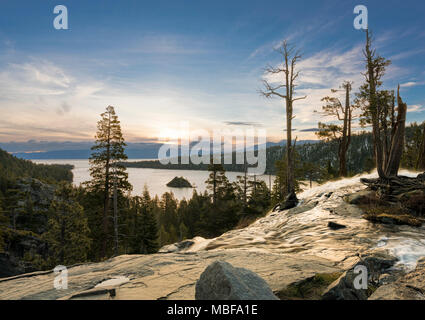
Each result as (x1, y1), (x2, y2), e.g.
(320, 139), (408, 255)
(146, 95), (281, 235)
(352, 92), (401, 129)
(43, 183), (91, 266)
(130, 188), (159, 254)
(85, 106), (132, 258)
(0, 196), (6, 252)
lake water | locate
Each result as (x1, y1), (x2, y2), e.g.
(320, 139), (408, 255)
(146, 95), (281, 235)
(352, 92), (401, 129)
(32, 159), (275, 200)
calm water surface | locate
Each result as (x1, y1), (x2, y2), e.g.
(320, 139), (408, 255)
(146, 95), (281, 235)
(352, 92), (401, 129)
(33, 159), (275, 200)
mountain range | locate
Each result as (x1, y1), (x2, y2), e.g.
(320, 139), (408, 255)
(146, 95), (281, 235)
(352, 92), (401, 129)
(0, 140), (318, 160)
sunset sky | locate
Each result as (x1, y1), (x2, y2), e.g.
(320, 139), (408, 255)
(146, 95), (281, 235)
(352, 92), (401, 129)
(0, 0), (424, 143)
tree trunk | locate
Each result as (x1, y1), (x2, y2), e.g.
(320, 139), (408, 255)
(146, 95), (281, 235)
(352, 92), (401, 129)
(113, 177), (119, 256)
(339, 84), (350, 177)
(385, 88), (407, 177)
(365, 31), (386, 179)
(417, 123), (425, 170)
(60, 217), (65, 265)
(101, 113), (112, 259)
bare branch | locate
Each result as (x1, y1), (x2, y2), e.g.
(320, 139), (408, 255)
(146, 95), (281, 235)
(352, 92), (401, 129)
(293, 96), (307, 101)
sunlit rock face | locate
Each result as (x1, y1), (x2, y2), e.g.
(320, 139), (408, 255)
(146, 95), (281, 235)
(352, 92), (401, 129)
(0, 171), (424, 300)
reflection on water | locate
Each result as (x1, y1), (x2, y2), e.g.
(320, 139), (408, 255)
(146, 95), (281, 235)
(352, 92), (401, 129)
(33, 159), (275, 200)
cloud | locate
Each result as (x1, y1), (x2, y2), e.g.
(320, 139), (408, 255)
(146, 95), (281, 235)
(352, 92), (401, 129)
(224, 121), (262, 127)
(299, 128), (319, 132)
(390, 48), (425, 61)
(261, 43), (366, 134)
(126, 34), (207, 55)
(56, 102), (72, 115)
(407, 105), (424, 113)
(400, 81), (424, 88)
(401, 81), (418, 88)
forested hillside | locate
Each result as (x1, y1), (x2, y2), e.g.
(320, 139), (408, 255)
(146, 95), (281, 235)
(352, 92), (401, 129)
(0, 148), (73, 192)
(124, 124), (424, 178)
(0, 149), (74, 277)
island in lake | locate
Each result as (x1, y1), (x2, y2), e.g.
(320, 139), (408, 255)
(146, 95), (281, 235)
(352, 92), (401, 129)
(166, 176), (193, 188)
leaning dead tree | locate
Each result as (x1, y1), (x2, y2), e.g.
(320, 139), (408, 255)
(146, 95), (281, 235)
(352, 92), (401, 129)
(260, 40), (306, 209)
(316, 81), (357, 177)
(360, 30), (424, 199)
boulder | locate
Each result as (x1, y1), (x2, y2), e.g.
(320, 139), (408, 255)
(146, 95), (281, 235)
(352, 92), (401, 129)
(327, 222), (346, 230)
(159, 239), (195, 253)
(322, 252), (397, 300)
(280, 191), (299, 211)
(195, 261), (279, 300)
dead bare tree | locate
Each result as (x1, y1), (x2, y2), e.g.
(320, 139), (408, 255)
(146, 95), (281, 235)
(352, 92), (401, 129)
(361, 30), (408, 179)
(385, 86), (407, 176)
(360, 31), (422, 199)
(260, 40), (306, 208)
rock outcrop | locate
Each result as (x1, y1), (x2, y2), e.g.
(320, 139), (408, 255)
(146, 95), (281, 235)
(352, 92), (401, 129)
(195, 261), (278, 300)
(369, 257), (425, 300)
(0, 171), (424, 300)
(322, 251), (397, 300)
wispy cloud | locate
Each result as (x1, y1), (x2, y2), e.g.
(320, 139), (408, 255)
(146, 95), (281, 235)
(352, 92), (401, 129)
(224, 121), (262, 127)
(407, 104), (424, 113)
(262, 43), (366, 134)
(125, 34), (208, 55)
(400, 81), (424, 88)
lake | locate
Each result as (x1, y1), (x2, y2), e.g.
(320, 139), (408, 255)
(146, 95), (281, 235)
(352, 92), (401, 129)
(32, 159), (275, 200)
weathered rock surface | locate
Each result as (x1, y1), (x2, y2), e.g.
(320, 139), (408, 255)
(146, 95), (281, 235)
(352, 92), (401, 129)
(344, 190), (375, 205)
(0, 171), (424, 300)
(0, 251), (340, 300)
(195, 261), (278, 300)
(369, 257), (425, 300)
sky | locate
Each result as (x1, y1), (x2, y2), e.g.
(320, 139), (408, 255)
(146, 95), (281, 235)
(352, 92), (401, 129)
(0, 0), (424, 144)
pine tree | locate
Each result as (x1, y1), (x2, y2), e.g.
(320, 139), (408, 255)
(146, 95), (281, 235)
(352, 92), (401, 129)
(271, 150), (302, 206)
(204, 163), (239, 236)
(300, 161), (324, 188)
(130, 190), (159, 254)
(85, 106), (132, 258)
(43, 183), (91, 266)
(315, 81), (357, 177)
(0, 197), (7, 253)
(246, 180), (271, 215)
(234, 173), (250, 212)
(4, 188), (25, 230)
(205, 163), (233, 204)
(159, 225), (170, 247)
(179, 222), (189, 241)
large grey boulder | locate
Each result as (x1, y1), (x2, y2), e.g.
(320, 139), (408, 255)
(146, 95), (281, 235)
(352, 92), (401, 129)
(195, 261), (279, 300)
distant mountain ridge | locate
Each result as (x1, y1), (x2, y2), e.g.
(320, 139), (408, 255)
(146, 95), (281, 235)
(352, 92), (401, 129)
(1, 140), (319, 160)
